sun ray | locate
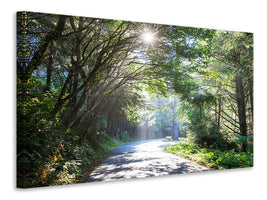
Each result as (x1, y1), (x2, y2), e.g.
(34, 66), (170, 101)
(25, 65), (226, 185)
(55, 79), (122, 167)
(143, 32), (154, 43)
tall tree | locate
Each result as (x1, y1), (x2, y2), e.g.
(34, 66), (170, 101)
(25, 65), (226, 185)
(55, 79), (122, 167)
(212, 31), (253, 151)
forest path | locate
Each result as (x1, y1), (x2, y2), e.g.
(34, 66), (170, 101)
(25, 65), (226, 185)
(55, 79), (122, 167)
(86, 138), (208, 183)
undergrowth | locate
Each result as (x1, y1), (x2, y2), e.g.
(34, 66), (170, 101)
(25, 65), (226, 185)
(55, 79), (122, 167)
(164, 139), (253, 170)
(17, 78), (135, 188)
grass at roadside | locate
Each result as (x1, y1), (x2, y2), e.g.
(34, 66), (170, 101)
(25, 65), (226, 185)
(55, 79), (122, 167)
(164, 140), (253, 170)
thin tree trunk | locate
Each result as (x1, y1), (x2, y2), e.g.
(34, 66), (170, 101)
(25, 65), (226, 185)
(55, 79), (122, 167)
(172, 100), (179, 140)
(218, 97), (222, 129)
(66, 88), (89, 129)
(45, 52), (53, 92)
(235, 75), (248, 152)
(248, 75), (253, 135)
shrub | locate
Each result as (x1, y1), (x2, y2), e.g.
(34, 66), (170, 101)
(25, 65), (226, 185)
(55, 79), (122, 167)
(165, 140), (253, 169)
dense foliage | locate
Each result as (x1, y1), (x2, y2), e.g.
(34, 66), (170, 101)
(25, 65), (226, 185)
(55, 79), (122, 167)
(17, 77), (133, 187)
(17, 11), (253, 188)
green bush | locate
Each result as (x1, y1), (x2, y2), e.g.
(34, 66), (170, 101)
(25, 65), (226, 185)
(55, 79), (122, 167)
(17, 77), (66, 187)
(165, 140), (253, 169)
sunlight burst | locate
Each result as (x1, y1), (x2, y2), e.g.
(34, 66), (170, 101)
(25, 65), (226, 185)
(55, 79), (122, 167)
(143, 32), (154, 44)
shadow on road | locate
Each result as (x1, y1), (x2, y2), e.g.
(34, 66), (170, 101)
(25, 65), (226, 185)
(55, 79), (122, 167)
(87, 139), (207, 182)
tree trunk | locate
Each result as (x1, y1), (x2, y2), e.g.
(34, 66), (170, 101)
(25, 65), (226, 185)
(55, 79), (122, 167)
(66, 88), (89, 129)
(217, 82), (222, 129)
(69, 73), (78, 108)
(217, 97), (222, 129)
(172, 120), (179, 140)
(235, 75), (248, 152)
(248, 75), (253, 136)
(172, 100), (179, 140)
(45, 52), (53, 92)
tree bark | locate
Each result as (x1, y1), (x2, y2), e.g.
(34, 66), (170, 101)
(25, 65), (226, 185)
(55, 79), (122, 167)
(235, 75), (248, 152)
(44, 51), (53, 92)
(248, 75), (253, 135)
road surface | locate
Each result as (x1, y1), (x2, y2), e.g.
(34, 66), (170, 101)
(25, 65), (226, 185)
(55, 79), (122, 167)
(87, 138), (208, 182)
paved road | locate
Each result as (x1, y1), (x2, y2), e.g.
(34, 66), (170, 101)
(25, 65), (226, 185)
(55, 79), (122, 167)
(87, 138), (208, 182)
